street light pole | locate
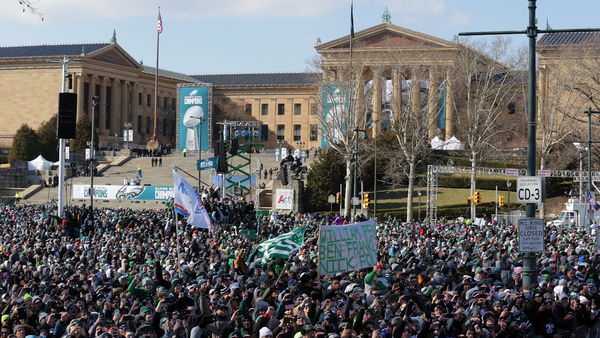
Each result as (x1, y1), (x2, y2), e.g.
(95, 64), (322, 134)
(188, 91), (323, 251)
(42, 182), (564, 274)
(90, 96), (99, 221)
(196, 117), (205, 192)
(507, 180), (512, 225)
(418, 190), (422, 222)
(352, 127), (367, 222)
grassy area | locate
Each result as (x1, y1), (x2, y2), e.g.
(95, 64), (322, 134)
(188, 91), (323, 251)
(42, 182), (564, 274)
(371, 187), (512, 209)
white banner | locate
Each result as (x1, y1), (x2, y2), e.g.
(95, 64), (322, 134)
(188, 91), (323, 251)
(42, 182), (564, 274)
(123, 130), (128, 141)
(318, 219), (377, 275)
(275, 189), (294, 209)
(129, 130), (134, 142)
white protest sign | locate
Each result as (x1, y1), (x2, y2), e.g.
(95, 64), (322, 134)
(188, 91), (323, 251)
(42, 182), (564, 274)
(318, 219), (377, 275)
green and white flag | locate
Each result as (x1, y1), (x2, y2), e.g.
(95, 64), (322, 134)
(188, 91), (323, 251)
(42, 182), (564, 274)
(257, 227), (306, 261)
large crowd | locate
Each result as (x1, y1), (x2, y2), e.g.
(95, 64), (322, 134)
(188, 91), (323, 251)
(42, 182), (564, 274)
(0, 201), (598, 338)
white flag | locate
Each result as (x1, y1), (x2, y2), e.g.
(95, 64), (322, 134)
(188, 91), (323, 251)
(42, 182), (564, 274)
(173, 168), (213, 229)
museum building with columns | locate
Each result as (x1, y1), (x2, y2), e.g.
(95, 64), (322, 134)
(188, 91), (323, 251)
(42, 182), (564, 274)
(0, 41), (197, 149)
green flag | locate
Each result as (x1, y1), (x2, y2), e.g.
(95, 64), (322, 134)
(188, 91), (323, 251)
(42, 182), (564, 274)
(257, 227), (306, 261)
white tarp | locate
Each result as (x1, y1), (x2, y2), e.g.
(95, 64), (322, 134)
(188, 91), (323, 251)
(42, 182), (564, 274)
(444, 136), (464, 150)
(27, 155), (52, 171)
(430, 136), (465, 150)
(430, 136), (444, 150)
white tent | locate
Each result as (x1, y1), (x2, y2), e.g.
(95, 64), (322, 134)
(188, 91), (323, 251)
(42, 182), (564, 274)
(430, 136), (445, 150)
(444, 136), (464, 150)
(27, 155), (52, 171)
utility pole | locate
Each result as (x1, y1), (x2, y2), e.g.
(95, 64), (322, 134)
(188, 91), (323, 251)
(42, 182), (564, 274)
(459, 0), (600, 289)
(90, 96), (99, 220)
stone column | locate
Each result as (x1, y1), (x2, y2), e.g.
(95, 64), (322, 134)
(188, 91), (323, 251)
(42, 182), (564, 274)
(372, 71), (382, 138)
(392, 70), (402, 120)
(88, 75), (98, 119)
(445, 74), (454, 141)
(356, 72), (365, 127)
(130, 84), (139, 143)
(538, 65), (547, 126)
(76, 73), (86, 122)
(99, 77), (109, 136)
(110, 79), (121, 136)
(428, 73), (439, 139)
(411, 74), (420, 116)
(121, 81), (129, 129)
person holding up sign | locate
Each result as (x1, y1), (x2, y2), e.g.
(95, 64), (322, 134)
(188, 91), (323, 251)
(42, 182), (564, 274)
(364, 262), (389, 295)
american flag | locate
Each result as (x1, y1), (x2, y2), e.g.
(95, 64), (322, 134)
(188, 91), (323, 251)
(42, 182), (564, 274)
(585, 190), (600, 211)
(158, 11), (163, 33)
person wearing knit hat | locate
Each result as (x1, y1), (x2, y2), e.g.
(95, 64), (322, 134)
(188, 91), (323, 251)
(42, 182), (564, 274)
(259, 327), (273, 338)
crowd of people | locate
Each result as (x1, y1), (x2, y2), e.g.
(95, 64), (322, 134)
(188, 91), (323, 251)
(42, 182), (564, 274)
(0, 201), (598, 338)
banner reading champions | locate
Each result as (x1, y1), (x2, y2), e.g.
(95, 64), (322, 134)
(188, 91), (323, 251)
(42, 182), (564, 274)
(177, 84), (212, 152)
(318, 219), (377, 275)
(73, 185), (173, 200)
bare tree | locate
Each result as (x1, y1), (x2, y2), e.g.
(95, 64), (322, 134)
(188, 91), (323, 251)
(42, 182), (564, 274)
(306, 50), (373, 218)
(451, 36), (526, 219)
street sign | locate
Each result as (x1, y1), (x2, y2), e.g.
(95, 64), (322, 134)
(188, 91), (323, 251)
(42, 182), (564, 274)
(506, 168), (519, 176)
(352, 197), (360, 205)
(588, 209), (595, 219)
(516, 176), (543, 203)
(327, 195), (335, 203)
(518, 219), (544, 252)
(537, 170), (551, 177)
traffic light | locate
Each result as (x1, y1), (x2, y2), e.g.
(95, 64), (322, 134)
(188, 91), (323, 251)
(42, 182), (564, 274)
(490, 201), (495, 206)
(336, 193), (340, 204)
(499, 196), (505, 207)
(474, 191), (481, 205)
(467, 197), (472, 204)
(363, 193), (370, 209)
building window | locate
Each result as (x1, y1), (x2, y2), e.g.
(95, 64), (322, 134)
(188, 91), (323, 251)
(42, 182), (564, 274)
(164, 97), (168, 110)
(146, 117), (151, 134)
(147, 94), (151, 107)
(294, 125), (301, 141)
(310, 124), (318, 141)
(172, 98), (176, 110)
(261, 104), (268, 115)
(246, 104), (252, 115)
(277, 125), (285, 140)
(137, 116), (142, 133)
(261, 124), (269, 141)
(278, 103), (285, 115)
(294, 103), (301, 115)
(163, 118), (167, 136)
(138, 93), (142, 105)
(311, 103), (318, 115)
(157, 96), (160, 108)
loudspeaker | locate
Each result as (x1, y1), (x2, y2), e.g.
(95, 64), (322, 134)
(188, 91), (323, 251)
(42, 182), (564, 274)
(57, 93), (77, 139)
(230, 138), (239, 155)
(216, 140), (228, 173)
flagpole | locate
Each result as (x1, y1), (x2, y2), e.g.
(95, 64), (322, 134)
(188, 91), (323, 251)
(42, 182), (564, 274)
(152, 7), (160, 142)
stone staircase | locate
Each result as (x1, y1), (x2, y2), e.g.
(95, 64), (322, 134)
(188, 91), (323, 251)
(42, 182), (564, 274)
(22, 151), (314, 210)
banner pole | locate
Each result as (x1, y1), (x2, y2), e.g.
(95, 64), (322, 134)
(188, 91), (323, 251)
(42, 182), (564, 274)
(173, 165), (183, 278)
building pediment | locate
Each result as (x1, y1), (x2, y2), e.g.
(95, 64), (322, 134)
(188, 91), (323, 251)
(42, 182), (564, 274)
(86, 43), (142, 70)
(316, 22), (456, 52)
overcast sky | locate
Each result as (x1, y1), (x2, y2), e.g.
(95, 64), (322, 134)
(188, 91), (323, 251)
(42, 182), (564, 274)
(4, 0), (600, 75)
